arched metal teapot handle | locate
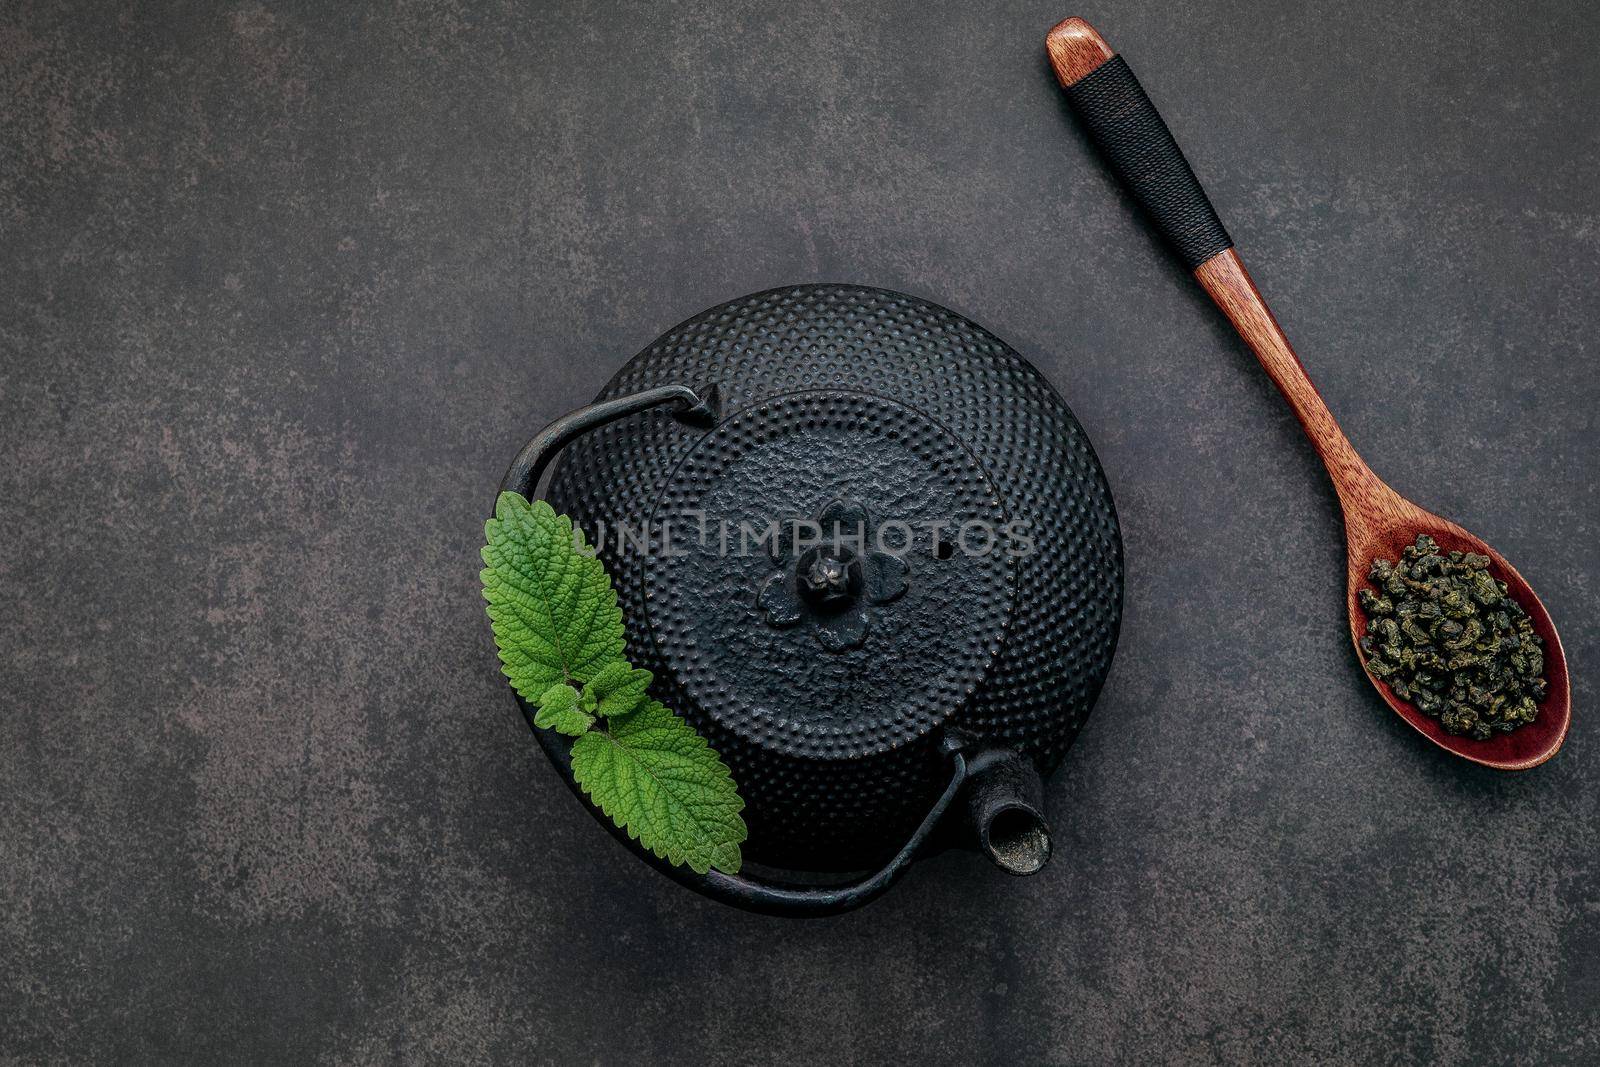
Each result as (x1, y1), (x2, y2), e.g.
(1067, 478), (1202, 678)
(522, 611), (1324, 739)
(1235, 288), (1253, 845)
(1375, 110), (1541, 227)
(500, 383), (721, 499)
(495, 384), (975, 917)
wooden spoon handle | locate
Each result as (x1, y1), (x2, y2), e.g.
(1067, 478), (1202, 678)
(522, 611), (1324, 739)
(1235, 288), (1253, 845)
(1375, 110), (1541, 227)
(1193, 251), (1374, 500)
(1047, 17), (1376, 505)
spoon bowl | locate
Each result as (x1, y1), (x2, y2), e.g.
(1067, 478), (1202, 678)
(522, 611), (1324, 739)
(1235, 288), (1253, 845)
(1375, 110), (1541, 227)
(1342, 487), (1570, 770)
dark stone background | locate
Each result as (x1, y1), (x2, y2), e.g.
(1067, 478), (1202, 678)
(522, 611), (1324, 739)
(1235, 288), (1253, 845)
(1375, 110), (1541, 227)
(3, 0), (1597, 1062)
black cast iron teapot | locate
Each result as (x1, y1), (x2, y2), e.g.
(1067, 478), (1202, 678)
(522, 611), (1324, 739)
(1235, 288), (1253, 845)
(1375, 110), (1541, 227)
(500, 284), (1122, 916)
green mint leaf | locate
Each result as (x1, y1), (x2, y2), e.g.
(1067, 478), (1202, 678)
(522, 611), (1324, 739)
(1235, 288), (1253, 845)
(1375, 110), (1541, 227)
(583, 660), (654, 718)
(482, 495), (748, 875)
(570, 700), (747, 875)
(534, 683), (593, 737)
(481, 492), (626, 702)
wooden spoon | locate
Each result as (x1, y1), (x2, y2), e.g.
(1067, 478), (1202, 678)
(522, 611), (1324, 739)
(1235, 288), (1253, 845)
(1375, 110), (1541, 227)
(1047, 17), (1570, 769)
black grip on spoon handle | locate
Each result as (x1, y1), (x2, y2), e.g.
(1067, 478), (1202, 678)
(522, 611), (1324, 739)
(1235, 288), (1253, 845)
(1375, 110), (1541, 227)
(1060, 52), (1233, 269)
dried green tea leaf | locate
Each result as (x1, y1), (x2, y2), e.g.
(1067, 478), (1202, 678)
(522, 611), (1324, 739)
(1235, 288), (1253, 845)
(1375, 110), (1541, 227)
(1356, 534), (1547, 740)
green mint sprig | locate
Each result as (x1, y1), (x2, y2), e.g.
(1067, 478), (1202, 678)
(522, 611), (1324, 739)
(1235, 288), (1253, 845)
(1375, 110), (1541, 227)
(481, 491), (747, 875)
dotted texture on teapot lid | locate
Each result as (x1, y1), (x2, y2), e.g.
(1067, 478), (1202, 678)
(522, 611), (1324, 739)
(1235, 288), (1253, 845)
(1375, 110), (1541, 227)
(642, 391), (1016, 762)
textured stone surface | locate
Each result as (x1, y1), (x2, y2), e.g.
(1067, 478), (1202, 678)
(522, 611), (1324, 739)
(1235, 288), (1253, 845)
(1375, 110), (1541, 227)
(2, 0), (1597, 1062)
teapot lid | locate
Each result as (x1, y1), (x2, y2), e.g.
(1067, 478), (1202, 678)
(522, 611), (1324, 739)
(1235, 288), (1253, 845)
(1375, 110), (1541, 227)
(641, 389), (1018, 760)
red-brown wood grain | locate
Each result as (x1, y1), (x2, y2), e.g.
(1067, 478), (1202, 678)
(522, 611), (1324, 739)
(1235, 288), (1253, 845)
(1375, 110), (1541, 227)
(1045, 17), (1113, 86)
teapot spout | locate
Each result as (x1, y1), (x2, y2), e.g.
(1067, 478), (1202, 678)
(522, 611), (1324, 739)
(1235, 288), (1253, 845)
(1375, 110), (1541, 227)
(964, 748), (1052, 875)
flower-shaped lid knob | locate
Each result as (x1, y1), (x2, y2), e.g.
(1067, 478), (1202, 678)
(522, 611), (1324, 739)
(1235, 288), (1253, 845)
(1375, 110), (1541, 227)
(758, 498), (910, 652)
(797, 548), (860, 607)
